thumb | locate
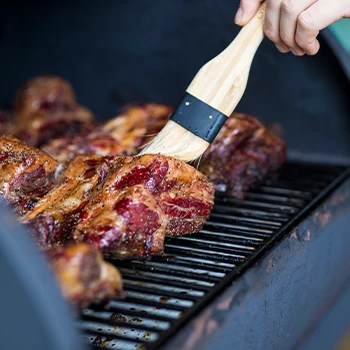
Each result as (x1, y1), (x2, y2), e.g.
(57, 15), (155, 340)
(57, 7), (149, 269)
(235, 0), (264, 26)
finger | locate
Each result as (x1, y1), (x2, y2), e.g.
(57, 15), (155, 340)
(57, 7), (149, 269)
(280, 0), (317, 54)
(296, 0), (350, 55)
(235, 0), (264, 25)
(264, 0), (288, 50)
(276, 44), (290, 53)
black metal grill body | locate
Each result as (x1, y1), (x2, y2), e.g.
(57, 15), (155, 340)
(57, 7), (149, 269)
(81, 163), (350, 350)
(165, 168), (350, 350)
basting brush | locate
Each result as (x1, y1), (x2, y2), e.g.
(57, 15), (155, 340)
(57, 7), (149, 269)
(140, 2), (266, 162)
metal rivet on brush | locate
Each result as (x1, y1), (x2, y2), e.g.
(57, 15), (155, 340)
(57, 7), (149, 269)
(185, 102), (190, 106)
(209, 115), (213, 119)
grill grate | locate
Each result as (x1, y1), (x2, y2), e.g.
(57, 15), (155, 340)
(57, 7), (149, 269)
(81, 162), (349, 350)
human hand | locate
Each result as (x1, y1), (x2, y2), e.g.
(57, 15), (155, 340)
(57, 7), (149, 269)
(234, 0), (350, 56)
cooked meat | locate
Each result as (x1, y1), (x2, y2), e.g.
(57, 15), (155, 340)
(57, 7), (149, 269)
(45, 243), (124, 308)
(43, 104), (172, 162)
(72, 154), (214, 259)
(11, 76), (94, 148)
(199, 113), (287, 198)
(0, 136), (57, 210)
(40, 97), (285, 199)
(74, 184), (166, 259)
(12, 107), (94, 148)
(14, 75), (76, 115)
(22, 155), (115, 247)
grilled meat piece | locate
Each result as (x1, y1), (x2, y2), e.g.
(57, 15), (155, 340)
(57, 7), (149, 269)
(199, 113), (287, 198)
(21, 151), (213, 258)
(0, 136), (57, 209)
(22, 155), (114, 247)
(11, 76), (94, 148)
(12, 107), (94, 148)
(43, 104), (172, 163)
(14, 75), (76, 115)
(45, 243), (124, 308)
(72, 154), (214, 259)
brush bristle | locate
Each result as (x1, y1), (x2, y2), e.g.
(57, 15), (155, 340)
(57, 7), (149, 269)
(139, 120), (210, 162)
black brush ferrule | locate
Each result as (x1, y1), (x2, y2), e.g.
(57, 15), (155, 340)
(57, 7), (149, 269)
(170, 92), (228, 143)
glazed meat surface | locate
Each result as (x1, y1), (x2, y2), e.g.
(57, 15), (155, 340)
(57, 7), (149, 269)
(199, 113), (287, 198)
(11, 76), (94, 147)
(45, 243), (124, 308)
(0, 136), (57, 209)
(43, 104), (172, 162)
(22, 155), (114, 247)
(72, 154), (214, 259)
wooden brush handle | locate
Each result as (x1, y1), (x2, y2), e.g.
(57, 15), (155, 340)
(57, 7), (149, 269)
(187, 2), (266, 116)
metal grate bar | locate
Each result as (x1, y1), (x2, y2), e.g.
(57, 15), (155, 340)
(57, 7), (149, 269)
(214, 198), (300, 214)
(118, 262), (223, 283)
(119, 268), (216, 288)
(249, 186), (314, 199)
(209, 212), (283, 227)
(197, 230), (265, 245)
(204, 220), (275, 235)
(121, 257), (229, 275)
(212, 205), (291, 221)
(85, 163), (349, 350)
(123, 279), (205, 298)
(151, 255), (234, 273)
(82, 310), (171, 330)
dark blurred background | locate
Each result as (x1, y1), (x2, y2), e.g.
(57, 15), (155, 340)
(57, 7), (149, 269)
(0, 0), (350, 160)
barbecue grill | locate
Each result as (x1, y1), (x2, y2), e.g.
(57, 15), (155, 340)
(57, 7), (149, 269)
(0, 1), (350, 350)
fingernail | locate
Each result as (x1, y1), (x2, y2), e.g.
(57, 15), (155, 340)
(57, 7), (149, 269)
(235, 7), (243, 25)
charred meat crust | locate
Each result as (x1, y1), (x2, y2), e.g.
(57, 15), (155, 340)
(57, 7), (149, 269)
(72, 154), (214, 259)
(22, 154), (114, 247)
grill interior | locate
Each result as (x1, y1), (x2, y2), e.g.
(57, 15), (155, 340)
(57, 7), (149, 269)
(80, 162), (349, 350)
